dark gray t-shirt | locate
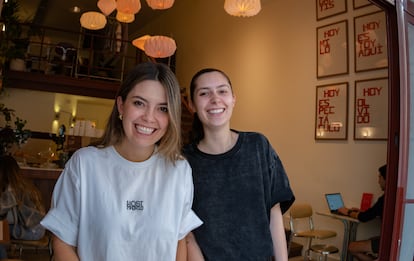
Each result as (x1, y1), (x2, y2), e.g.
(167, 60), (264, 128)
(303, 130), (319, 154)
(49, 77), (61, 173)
(183, 131), (295, 261)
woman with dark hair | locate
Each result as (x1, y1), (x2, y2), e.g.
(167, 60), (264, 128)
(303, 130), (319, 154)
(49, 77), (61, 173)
(41, 62), (202, 261)
(0, 155), (45, 259)
(183, 68), (295, 260)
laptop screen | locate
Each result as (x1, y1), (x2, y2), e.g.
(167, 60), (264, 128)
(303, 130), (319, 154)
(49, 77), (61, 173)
(325, 193), (345, 212)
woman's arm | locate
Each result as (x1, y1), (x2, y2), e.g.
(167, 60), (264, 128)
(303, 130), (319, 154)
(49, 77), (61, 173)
(270, 203), (288, 261)
(176, 238), (187, 261)
(186, 232), (204, 261)
(52, 235), (79, 261)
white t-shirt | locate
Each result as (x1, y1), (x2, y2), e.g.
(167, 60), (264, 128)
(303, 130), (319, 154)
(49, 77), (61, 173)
(41, 146), (202, 260)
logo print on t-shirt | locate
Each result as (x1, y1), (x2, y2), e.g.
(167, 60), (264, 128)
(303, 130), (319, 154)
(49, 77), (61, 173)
(126, 200), (144, 211)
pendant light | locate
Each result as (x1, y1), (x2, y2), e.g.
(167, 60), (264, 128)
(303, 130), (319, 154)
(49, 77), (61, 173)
(132, 35), (151, 51)
(146, 0), (174, 10)
(97, 0), (117, 16)
(224, 0), (261, 17)
(116, 0), (142, 14)
(143, 35), (176, 58)
(116, 11), (135, 23)
(80, 11), (107, 30)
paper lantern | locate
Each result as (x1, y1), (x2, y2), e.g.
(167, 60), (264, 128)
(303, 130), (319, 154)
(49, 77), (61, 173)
(116, 11), (135, 23)
(224, 0), (261, 17)
(146, 0), (174, 10)
(116, 0), (141, 14)
(144, 36), (176, 58)
(132, 35), (151, 51)
(97, 0), (117, 16)
(80, 11), (107, 30)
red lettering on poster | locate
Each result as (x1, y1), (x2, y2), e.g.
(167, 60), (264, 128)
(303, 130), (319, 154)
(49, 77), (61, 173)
(317, 88), (341, 132)
(357, 20), (383, 57)
(319, 0), (335, 12)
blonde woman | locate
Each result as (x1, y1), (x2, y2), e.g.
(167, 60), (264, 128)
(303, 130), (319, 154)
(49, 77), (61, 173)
(41, 62), (202, 261)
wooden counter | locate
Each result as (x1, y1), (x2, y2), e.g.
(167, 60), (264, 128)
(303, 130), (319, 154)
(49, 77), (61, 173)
(20, 167), (63, 211)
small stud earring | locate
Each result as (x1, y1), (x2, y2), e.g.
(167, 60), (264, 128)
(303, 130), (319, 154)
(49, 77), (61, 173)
(119, 114), (123, 120)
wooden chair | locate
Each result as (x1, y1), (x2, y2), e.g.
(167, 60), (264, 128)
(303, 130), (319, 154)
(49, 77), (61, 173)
(0, 220), (10, 244)
(289, 203), (339, 261)
(10, 232), (53, 260)
(1, 219), (24, 261)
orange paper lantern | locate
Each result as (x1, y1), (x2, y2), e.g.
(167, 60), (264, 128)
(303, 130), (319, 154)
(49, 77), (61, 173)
(80, 11), (107, 30)
(144, 36), (176, 58)
(97, 0), (117, 16)
(117, 0), (141, 14)
(224, 0), (261, 17)
(146, 0), (174, 10)
(116, 11), (135, 23)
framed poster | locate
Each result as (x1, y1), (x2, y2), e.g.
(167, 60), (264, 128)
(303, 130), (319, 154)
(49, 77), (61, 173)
(354, 78), (388, 140)
(315, 82), (348, 140)
(317, 20), (349, 78)
(354, 11), (388, 72)
(316, 0), (347, 20)
(353, 0), (372, 9)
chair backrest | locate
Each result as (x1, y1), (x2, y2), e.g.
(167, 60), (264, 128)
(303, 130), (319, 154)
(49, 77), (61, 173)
(0, 219), (10, 244)
(289, 203), (315, 234)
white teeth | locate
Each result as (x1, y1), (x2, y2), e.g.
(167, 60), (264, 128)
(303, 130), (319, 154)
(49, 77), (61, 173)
(137, 125), (154, 134)
(208, 109), (224, 114)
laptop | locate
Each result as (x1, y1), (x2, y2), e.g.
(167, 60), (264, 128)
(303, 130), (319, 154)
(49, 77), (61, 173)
(325, 193), (345, 214)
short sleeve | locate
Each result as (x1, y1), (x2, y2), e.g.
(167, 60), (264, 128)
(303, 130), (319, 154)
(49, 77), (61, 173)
(41, 154), (81, 247)
(177, 163), (203, 240)
(269, 147), (295, 214)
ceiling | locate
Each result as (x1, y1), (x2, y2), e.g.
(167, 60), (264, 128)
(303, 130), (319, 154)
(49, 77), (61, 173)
(18, 0), (160, 36)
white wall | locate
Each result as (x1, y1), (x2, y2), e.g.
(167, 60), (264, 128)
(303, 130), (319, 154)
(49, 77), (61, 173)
(135, 0), (389, 256)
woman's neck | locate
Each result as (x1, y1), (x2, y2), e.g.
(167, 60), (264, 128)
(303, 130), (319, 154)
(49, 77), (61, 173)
(114, 142), (155, 162)
(198, 129), (238, 155)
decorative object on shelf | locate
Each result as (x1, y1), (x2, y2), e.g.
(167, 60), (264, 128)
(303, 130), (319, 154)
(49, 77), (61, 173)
(143, 35), (176, 58)
(224, 0), (261, 17)
(80, 11), (107, 30)
(116, 11), (135, 23)
(0, 0), (30, 72)
(315, 82), (348, 140)
(146, 0), (175, 10)
(0, 103), (31, 156)
(97, 0), (117, 16)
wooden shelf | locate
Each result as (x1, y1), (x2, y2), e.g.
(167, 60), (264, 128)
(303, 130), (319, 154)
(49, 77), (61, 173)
(6, 70), (120, 99)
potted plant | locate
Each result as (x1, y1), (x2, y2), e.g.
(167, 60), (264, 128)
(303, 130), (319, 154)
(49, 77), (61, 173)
(0, 103), (31, 156)
(0, 0), (29, 72)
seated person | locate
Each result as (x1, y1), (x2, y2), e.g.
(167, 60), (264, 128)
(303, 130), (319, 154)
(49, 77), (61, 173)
(338, 164), (386, 261)
(0, 155), (46, 259)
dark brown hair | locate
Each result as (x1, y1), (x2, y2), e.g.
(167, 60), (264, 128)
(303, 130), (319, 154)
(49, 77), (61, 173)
(188, 68), (232, 144)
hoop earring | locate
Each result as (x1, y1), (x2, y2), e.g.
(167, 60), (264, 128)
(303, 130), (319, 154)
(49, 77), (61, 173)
(119, 114), (123, 120)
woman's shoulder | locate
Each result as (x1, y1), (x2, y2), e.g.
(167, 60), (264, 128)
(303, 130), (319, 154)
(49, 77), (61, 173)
(238, 131), (269, 144)
(71, 145), (111, 159)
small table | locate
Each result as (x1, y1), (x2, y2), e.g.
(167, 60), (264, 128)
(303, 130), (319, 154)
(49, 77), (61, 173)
(316, 211), (360, 261)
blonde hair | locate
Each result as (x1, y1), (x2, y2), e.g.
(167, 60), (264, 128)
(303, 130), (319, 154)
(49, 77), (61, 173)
(95, 62), (182, 163)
